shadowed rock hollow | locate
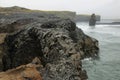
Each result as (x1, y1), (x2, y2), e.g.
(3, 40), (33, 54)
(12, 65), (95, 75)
(2, 19), (99, 80)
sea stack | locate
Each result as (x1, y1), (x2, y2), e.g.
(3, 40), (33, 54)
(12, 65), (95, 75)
(89, 13), (96, 26)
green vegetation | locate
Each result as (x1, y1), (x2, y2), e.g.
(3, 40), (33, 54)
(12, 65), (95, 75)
(0, 6), (76, 20)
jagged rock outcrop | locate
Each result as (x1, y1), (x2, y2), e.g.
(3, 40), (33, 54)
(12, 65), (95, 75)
(0, 6), (76, 34)
(2, 19), (99, 80)
(0, 18), (38, 33)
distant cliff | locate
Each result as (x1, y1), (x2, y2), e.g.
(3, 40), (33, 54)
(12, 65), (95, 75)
(75, 14), (101, 22)
(0, 6), (101, 22)
(0, 6), (30, 12)
(0, 6), (76, 21)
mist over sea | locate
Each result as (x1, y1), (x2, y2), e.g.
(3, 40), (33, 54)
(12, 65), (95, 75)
(77, 21), (120, 80)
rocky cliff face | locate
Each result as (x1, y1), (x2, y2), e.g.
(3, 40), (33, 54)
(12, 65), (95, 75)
(0, 12), (75, 33)
(0, 6), (101, 30)
(0, 6), (76, 32)
(0, 33), (7, 71)
(1, 19), (99, 80)
(75, 15), (101, 22)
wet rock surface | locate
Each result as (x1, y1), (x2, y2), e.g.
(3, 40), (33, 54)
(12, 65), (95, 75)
(1, 19), (99, 80)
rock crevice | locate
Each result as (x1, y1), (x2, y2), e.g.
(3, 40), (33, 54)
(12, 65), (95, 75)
(2, 19), (99, 80)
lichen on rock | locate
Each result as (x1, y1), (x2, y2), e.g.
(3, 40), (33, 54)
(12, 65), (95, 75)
(1, 19), (99, 80)
(0, 57), (43, 80)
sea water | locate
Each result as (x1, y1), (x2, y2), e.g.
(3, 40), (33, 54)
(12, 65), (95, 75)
(77, 22), (120, 80)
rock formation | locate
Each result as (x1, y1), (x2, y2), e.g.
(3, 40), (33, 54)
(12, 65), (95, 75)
(75, 14), (100, 22)
(0, 33), (8, 71)
(1, 19), (99, 80)
(0, 57), (42, 80)
(89, 14), (96, 26)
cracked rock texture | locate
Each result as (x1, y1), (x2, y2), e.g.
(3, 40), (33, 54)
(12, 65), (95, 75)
(0, 57), (42, 80)
(2, 19), (99, 80)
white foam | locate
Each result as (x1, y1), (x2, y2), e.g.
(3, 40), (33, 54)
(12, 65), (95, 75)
(77, 22), (120, 37)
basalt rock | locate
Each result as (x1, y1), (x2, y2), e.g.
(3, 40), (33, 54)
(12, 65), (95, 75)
(2, 19), (99, 80)
(89, 14), (96, 26)
(0, 33), (8, 71)
(0, 18), (37, 33)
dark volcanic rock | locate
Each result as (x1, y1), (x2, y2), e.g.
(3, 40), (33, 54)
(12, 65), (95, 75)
(2, 19), (99, 80)
(0, 18), (38, 33)
(89, 14), (96, 26)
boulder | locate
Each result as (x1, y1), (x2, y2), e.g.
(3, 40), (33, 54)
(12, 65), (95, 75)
(2, 19), (99, 80)
(0, 58), (42, 80)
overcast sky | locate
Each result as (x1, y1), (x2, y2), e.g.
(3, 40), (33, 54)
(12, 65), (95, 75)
(0, 0), (120, 19)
